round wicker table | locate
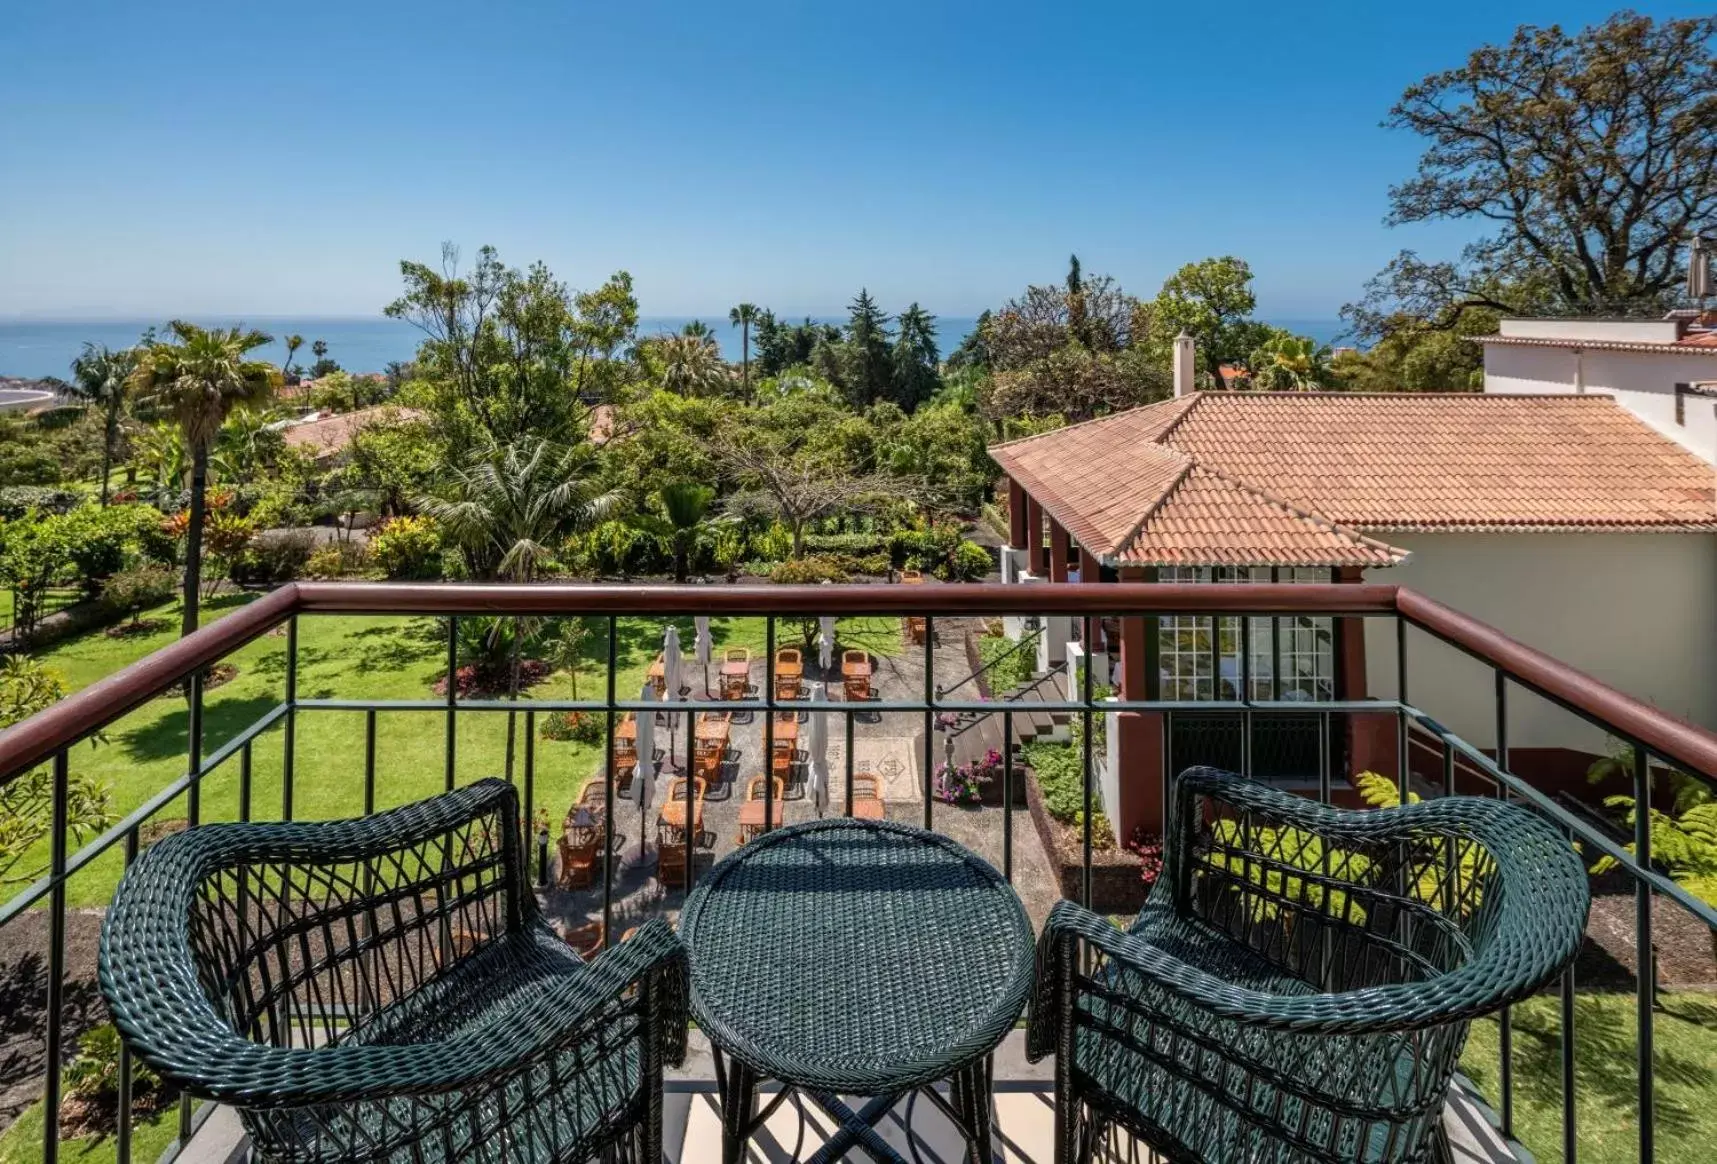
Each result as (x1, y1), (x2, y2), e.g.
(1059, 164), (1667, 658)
(680, 817), (1035, 1164)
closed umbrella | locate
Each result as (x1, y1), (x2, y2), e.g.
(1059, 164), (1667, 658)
(663, 626), (684, 762)
(807, 682), (831, 816)
(630, 683), (656, 863)
(818, 616), (836, 674)
(695, 617), (712, 694)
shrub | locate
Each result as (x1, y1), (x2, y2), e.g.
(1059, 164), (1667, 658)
(709, 527), (745, 580)
(1124, 827), (1165, 888)
(306, 540), (368, 579)
(247, 489), (312, 530)
(943, 539), (993, 582)
(584, 520), (641, 577)
(101, 566), (175, 625)
(58, 505), (161, 593)
(749, 522), (793, 564)
(891, 523), (962, 572)
(541, 710), (605, 745)
(0, 486), (81, 518)
(769, 556), (850, 584)
(977, 632), (1036, 694)
(1023, 739), (1114, 848)
(368, 515), (443, 580)
(803, 532), (888, 556)
(829, 552), (891, 577)
(64, 1024), (159, 1101)
(203, 511), (257, 594)
(235, 529), (315, 585)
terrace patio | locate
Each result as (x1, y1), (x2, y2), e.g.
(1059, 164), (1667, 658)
(2, 581), (1713, 1164)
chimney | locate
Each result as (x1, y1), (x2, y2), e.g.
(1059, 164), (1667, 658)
(1172, 332), (1196, 398)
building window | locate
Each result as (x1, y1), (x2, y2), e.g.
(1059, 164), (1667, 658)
(1158, 567), (1335, 702)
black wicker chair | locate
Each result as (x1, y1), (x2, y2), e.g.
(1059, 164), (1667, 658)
(100, 778), (687, 1164)
(1028, 766), (1590, 1164)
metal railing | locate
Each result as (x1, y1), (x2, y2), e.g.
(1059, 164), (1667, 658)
(0, 581), (1713, 1164)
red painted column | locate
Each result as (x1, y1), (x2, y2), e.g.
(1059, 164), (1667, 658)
(1007, 478), (1028, 548)
(1115, 565), (1163, 837)
(1078, 547), (1101, 583)
(1025, 496), (1045, 576)
(1338, 565), (1394, 785)
(1049, 521), (1070, 584)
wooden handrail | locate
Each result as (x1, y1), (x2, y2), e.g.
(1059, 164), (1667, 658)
(0, 583), (299, 779)
(2, 580), (1714, 788)
(290, 580), (1403, 617)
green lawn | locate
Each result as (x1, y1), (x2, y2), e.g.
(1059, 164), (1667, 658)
(0, 1099), (179, 1164)
(25, 593), (902, 908)
(1460, 991), (1717, 1164)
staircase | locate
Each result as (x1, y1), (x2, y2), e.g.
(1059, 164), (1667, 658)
(940, 626), (1073, 768)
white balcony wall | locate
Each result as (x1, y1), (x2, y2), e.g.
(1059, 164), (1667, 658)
(1363, 532), (1717, 753)
(1483, 342), (1717, 464)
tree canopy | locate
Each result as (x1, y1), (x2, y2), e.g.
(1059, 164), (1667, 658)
(1346, 12), (1717, 339)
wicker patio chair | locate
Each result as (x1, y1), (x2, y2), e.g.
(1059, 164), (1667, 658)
(1028, 766), (1590, 1164)
(850, 772), (886, 820)
(99, 779), (689, 1164)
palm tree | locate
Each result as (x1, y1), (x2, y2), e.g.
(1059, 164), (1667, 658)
(67, 343), (136, 505)
(311, 339), (328, 362)
(728, 303), (759, 397)
(419, 437), (623, 777)
(282, 334), (304, 379)
(420, 437), (623, 582)
(655, 332), (726, 397)
(656, 483), (717, 583)
(1250, 334), (1333, 391)
(129, 322), (280, 638)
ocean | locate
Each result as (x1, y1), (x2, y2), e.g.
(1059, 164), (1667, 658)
(0, 314), (1347, 379)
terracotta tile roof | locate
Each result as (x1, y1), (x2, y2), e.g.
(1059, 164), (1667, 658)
(1476, 333), (1717, 355)
(282, 405), (424, 456)
(989, 392), (1717, 568)
(1118, 467), (1403, 567)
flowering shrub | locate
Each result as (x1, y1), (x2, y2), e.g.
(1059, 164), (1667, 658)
(541, 710), (605, 745)
(1125, 827), (1165, 889)
(933, 748), (1002, 805)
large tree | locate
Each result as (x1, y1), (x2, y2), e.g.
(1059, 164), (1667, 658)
(67, 343), (136, 505)
(891, 303), (941, 410)
(728, 303), (759, 397)
(129, 323), (279, 637)
(385, 244), (636, 450)
(1346, 13), (1717, 339)
(1149, 256), (1268, 389)
(839, 289), (894, 406)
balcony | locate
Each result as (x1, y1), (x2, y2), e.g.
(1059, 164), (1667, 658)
(1, 581), (1713, 1164)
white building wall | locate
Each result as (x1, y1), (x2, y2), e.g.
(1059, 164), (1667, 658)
(1362, 533), (1717, 754)
(1483, 343), (1717, 463)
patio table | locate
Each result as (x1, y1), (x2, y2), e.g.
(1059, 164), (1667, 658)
(614, 714), (637, 743)
(841, 653), (872, 679)
(680, 818), (1034, 1164)
(769, 717), (799, 749)
(695, 718), (731, 745)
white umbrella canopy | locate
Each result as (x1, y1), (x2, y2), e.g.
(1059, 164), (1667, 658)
(694, 617), (712, 666)
(818, 616), (836, 673)
(663, 624), (685, 705)
(631, 683), (657, 808)
(808, 682), (831, 815)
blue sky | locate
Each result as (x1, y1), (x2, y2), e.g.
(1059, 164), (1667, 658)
(0, 2), (1691, 321)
